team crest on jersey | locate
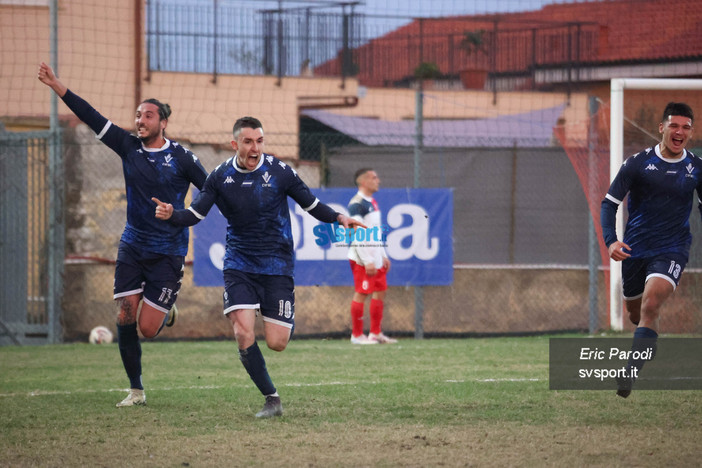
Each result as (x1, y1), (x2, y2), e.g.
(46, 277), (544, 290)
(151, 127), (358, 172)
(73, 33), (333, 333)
(162, 155), (173, 167)
(262, 171), (272, 187)
(687, 163), (694, 174)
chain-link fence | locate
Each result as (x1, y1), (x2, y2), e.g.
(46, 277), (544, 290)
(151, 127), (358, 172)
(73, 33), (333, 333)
(60, 123), (603, 341)
(4, 0), (702, 343)
(58, 96), (702, 341)
(0, 128), (63, 345)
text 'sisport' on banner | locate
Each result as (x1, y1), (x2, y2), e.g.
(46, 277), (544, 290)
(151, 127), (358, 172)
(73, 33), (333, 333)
(192, 188), (453, 286)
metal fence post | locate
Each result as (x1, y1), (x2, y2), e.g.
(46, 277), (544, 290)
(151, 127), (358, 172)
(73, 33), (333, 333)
(587, 95), (599, 334)
(48, 0), (64, 343)
(414, 88), (424, 339)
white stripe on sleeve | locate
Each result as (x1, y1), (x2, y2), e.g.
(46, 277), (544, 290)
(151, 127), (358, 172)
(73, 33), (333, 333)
(303, 198), (320, 212)
(96, 121), (112, 140)
(188, 206), (206, 220)
(605, 193), (622, 205)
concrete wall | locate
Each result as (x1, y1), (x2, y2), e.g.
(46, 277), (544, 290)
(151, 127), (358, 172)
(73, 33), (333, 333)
(62, 261), (702, 342)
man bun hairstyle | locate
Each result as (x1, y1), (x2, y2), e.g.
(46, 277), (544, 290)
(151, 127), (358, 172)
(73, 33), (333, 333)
(233, 116), (263, 139)
(354, 167), (373, 186)
(141, 98), (171, 121)
(662, 102), (694, 124)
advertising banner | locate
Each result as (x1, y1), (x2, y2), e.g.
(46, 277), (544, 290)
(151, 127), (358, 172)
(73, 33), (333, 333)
(193, 188), (453, 286)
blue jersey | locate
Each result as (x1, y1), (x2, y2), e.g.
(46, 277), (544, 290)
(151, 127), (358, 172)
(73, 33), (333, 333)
(61, 90), (208, 256)
(603, 145), (702, 259)
(189, 153), (321, 276)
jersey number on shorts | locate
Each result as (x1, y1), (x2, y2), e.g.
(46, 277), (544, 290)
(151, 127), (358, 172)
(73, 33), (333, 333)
(278, 300), (293, 319)
(668, 261), (682, 279)
(159, 287), (173, 303)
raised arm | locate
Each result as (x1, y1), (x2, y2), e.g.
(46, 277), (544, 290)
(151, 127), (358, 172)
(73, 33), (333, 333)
(38, 62), (113, 139)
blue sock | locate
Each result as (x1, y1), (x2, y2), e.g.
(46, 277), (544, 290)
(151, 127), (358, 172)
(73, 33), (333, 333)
(626, 326), (658, 380)
(117, 323), (143, 390)
(634, 326), (658, 340)
(239, 342), (276, 396)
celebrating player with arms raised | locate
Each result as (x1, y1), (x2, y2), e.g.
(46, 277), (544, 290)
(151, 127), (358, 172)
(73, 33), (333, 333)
(38, 62), (208, 407)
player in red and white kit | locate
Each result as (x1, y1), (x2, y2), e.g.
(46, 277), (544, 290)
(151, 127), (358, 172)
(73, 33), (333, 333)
(348, 168), (397, 344)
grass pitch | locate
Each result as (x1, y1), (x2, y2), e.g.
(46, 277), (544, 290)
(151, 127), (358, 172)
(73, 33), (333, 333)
(1, 336), (701, 467)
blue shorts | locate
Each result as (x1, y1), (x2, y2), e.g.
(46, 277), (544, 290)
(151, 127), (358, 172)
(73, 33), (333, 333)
(222, 269), (295, 329)
(114, 241), (184, 313)
(622, 252), (687, 300)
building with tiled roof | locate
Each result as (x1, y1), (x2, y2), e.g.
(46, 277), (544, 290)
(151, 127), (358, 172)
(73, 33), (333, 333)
(315, 0), (702, 91)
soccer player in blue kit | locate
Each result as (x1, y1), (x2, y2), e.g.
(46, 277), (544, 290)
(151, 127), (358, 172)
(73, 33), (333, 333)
(38, 63), (208, 407)
(601, 102), (699, 398)
(153, 116), (365, 418)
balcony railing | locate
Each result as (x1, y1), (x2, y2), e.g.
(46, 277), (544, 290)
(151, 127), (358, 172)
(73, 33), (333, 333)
(146, 2), (601, 91)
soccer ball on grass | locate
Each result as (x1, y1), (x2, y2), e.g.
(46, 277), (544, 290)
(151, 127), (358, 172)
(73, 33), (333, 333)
(89, 326), (114, 344)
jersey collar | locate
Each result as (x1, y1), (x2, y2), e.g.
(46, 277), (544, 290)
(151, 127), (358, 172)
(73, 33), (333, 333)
(142, 138), (171, 153)
(356, 190), (374, 202)
(232, 152), (265, 173)
(655, 143), (687, 163)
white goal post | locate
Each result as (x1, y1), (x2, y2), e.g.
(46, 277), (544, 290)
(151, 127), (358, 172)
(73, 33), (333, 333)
(609, 78), (702, 330)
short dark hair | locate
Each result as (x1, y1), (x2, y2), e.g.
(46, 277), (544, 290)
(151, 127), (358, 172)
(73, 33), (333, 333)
(141, 98), (171, 121)
(662, 102), (694, 124)
(233, 116), (263, 139)
(354, 167), (374, 186)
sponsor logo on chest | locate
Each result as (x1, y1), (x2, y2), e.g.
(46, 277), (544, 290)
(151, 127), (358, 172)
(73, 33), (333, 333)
(262, 171), (272, 187)
(686, 163), (696, 178)
(223, 170), (273, 187)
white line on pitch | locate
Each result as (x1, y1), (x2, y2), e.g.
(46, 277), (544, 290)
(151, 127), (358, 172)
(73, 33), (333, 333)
(447, 378), (543, 383)
(0, 381), (379, 398)
(0, 378), (545, 398)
